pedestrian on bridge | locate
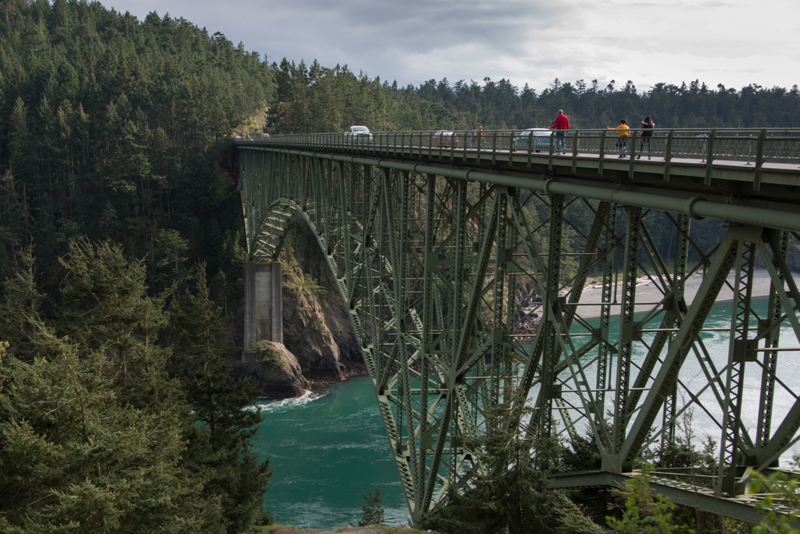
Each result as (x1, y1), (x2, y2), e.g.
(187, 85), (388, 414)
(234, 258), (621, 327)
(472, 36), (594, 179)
(549, 109), (570, 153)
(638, 116), (655, 159)
(608, 119), (630, 157)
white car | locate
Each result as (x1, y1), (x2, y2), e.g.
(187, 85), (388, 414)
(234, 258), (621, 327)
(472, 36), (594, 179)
(512, 128), (553, 151)
(345, 125), (373, 140)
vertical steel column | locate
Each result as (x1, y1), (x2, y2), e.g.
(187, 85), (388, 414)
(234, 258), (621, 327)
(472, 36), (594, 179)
(417, 174), (438, 519)
(596, 205), (617, 428)
(447, 178), (469, 494)
(490, 189), (509, 423)
(613, 206), (642, 455)
(661, 214), (691, 448)
(398, 170), (418, 512)
(503, 189), (519, 406)
(756, 230), (787, 458)
(379, 167), (416, 505)
(718, 238), (756, 496)
(539, 195), (565, 440)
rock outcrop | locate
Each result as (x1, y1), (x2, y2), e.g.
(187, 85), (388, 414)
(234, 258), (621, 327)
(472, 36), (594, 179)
(238, 218), (363, 398)
(233, 341), (310, 398)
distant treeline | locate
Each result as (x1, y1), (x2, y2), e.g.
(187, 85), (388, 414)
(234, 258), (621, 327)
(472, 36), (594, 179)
(269, 59), (800, 133)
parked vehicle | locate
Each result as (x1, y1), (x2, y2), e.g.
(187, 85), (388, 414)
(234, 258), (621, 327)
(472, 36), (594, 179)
(432, 130), (459, 147)
(512, 128), (553, 151)
(345, 125), (373, 140)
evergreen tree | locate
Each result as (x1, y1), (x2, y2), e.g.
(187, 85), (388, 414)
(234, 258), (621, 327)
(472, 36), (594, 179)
(358, 488), (384, 527)
(170, 264), (273, 532)
(0, 245), (42, 357)
(0, 321), (225, 533)
(419, 399), (601, 534)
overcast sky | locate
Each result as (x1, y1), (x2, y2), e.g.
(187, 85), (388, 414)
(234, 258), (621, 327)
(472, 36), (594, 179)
(102, 0), (799, 94)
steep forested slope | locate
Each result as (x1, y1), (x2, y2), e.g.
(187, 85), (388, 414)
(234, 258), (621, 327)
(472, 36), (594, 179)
(0, 2), (277, 532)
(0, 0), (272, 294)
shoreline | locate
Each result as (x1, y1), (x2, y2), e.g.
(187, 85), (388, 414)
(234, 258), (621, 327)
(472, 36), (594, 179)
(571, 268), (777, 319)
(269, 270), (785, 400)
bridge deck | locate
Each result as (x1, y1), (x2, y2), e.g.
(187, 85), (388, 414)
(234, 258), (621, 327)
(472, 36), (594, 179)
(235, 130), (800, 525)
(236, 127), (800, 178)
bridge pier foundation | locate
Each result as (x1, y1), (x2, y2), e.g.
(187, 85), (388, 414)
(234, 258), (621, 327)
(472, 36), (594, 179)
(242, 262), (283, 362)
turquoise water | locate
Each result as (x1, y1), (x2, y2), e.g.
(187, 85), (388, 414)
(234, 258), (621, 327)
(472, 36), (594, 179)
(254, 295), (800, 530)
(253, 377), (408, 530)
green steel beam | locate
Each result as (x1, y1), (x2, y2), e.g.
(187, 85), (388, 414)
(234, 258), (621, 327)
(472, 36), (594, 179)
(236, 146), (800, 526)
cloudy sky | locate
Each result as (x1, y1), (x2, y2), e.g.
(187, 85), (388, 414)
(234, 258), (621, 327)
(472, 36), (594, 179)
(102, 0), (799, 93)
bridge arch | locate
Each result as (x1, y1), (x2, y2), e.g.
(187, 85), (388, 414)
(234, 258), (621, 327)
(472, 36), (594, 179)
(237, 132), (800, 525)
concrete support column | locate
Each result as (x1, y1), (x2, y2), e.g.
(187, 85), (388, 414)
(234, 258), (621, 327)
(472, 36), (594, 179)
(243, 262), (283, 361)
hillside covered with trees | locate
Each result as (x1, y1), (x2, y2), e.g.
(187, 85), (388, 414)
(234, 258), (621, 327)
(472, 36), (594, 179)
(0, 1), (274, 532)
(1, 0), (799, 532)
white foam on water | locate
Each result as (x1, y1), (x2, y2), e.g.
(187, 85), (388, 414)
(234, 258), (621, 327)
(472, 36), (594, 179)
(250, 390), (324, 414)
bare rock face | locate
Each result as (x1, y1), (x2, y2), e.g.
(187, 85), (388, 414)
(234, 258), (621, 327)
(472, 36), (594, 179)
(236, 219), (363, 399)
(280, 220), (364, 384)
(282, 285), (347, 382)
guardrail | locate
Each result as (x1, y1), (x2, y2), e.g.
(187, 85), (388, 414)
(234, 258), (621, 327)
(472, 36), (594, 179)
(237, 128), (800, 173)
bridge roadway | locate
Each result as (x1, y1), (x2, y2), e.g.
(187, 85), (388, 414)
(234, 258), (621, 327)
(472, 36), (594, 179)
(236, 128), (800, 525)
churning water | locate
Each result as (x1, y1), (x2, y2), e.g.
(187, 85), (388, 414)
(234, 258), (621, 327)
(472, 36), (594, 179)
(254, 378), (408, 530)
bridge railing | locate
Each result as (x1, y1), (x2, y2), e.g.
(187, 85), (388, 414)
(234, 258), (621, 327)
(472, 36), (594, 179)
(240, 128), (800, 167)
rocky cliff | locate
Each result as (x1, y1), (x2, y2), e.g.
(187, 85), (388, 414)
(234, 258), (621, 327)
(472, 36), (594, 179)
(239, 218), (363, 398)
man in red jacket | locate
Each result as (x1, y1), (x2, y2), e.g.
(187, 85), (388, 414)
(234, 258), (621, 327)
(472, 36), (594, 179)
(550, 109), (570, 153)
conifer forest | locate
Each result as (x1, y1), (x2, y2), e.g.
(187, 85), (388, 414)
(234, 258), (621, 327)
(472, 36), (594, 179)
(1, 0), (800, 532)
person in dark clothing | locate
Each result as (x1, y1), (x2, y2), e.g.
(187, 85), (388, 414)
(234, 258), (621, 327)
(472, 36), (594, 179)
(638, 116), (655, 159)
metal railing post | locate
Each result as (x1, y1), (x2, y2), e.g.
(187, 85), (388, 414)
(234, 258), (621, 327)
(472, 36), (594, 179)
(754, 129), (766, 190)
(705, 130), (716, 185)
(664, 130), (674, 182)
(571, 130), (579, 173)
(598, 130), (606, 176)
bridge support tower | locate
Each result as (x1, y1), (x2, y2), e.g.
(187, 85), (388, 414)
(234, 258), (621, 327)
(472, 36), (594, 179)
(242, 262), (283, 362)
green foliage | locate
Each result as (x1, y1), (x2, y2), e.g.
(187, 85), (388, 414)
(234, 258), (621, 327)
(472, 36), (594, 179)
(170, 263), (274, 532)
(420, 400), (601, 534)
(750, 472), (800, 534)
(0, 323), (224, 533)
(606, 465), (687, 534)
(256, 339), (289, 371)
(358, 488), (385, 527)
(0, 0), (269, 297)
(0, 245), (42, 357)
(0, 242), (272, 533)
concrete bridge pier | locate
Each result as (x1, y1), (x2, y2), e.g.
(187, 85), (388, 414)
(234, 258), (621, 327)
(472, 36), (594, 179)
(242, 262), (283, 362)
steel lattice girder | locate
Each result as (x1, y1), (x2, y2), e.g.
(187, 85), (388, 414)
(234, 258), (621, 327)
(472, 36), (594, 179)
(238, 147), (800, 523)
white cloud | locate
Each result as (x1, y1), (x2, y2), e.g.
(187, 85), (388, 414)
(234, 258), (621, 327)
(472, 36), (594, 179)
(103, 0), (800, 91)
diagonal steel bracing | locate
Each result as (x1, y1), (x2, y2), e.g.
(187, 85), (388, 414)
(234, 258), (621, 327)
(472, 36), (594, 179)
(238, 146), (800, 525)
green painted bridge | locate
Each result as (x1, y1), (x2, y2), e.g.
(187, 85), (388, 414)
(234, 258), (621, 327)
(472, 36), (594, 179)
(235, 128), (800, 524)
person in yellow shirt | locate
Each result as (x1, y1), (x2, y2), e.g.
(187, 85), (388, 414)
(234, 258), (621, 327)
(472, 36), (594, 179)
(608, 119), (630, 158)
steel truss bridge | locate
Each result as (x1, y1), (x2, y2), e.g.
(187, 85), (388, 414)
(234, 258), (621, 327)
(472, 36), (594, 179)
(236, 128), (800, 524)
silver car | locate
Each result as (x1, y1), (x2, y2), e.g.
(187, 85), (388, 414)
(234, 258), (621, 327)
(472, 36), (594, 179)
(512, 128), (553, 151)
(345, 125), (373, 140)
